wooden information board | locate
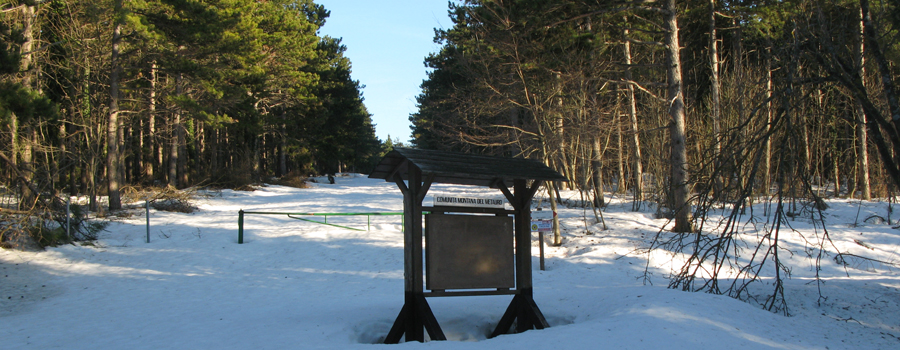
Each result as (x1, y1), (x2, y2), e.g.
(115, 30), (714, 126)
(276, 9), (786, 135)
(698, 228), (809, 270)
(425, 214), (514, 290)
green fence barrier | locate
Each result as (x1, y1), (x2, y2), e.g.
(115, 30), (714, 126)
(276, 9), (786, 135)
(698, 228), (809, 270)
(238, 210), (407, 244)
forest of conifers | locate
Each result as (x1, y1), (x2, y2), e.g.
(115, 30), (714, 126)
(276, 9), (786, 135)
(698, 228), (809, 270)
(1, 0), (382, 213)
(410, 0), (900, 233)
(3, 0), (900, 237)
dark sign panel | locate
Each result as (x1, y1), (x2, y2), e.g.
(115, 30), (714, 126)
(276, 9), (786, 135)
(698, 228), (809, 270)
(425, 214), (515, 290)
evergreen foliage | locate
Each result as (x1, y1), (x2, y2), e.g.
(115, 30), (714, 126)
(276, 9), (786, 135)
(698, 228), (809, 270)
(0, 0), (382, 195)
(0, 0), (386, 247)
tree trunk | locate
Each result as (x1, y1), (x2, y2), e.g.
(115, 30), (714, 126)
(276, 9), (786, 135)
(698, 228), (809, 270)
(833, 144), (841, 196)
(623, 24), (643, 206)
(554, 73), (572, 189)
(862, 0), (900, 139)
(860, 0), (900, 191)
(168, 120), (178, 186)
(107, 0), (124, 210)
(665, 0), (692, 233)
(21, 5), (35, 88)
(178, 113), (188, 187)
(119, 105), (128, 186)
(542, 143), (563, 246)
(708, 0), (723, 199)
(802, 117), (811, 179)
(20, 128), (35, 209)
(76, 58), (91, 196)
(195, 121), (204, 180)
(592, 136), (605, 208)
(253, 135), (261, 181)
(168, 111), (179, 188)
(88, 156), (98, 212)
(8, 4), (34, 200)
(765, 37), (773, 197)
(132, 107), (141, 183)
(210, 128), (219, 177)
(146, 61), (157, 181)
(168, 72), (185, 188)
(855, 6), (872, 200)
(279, 125), (287, 177)
(9, 112), (18, 183)
(58, 119), (67, 194)
(616, 111), (625, 195)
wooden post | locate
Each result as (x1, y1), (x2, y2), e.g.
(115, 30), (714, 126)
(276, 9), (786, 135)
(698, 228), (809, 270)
(490, 180), (548, 337)
(514, 180), (533, 295)
(404, 166), (424, 341)
(386, 164), (444, 343)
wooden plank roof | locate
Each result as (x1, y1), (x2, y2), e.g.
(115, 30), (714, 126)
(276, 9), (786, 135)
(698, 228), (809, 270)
(368, 147), (567, 187)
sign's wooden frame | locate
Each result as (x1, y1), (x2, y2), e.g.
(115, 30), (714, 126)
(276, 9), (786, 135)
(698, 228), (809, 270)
(369, 148), (566, 343)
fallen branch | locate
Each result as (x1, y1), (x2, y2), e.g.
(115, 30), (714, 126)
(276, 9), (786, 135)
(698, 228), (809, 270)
(836, 252), (898, 267)
(0, 207), (33, 215)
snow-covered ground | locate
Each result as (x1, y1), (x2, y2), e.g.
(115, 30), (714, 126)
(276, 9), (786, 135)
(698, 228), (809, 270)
(2, 174), (899, 349)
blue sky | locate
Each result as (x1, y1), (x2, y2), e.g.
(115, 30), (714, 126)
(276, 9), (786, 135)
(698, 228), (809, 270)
(313, 0), (455, 145)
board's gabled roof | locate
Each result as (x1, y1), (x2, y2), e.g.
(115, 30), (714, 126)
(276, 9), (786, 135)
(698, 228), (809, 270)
(368, 147), (567, 187)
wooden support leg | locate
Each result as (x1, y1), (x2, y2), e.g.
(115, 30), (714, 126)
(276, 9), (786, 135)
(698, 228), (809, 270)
(384, 293), (445, 343)
(523, 294), (549, 329)
(490, 295), (520, 338)
(516, 294), (533, 332)
(417, 294), (446, 341)
(404, 292), (423, 342)
(490, 291), (549, 338)
(384, 304), (407, 344)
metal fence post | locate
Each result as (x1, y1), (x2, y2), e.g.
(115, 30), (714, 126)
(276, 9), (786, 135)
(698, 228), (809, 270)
(238, 209), (244, 244)
(65, 197), (71, 240)
(146, 199), (150, 243)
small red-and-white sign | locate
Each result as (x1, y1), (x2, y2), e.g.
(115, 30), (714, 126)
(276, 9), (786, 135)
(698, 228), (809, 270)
(531, 210), (553, 220)
(531, 220), (552, 232)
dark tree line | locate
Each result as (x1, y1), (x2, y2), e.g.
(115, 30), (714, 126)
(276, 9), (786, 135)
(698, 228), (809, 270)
(410, 0), (900, 312)
(1, 0), (384, 216)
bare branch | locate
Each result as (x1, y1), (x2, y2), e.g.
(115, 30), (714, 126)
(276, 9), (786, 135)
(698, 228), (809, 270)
(598, 77), (667, 101)
(1, 3), (25, 13)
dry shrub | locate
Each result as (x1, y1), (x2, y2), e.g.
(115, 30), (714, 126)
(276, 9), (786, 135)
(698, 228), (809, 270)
(1, 203), (106, 250)
(123, 185), (198, 213)
(151, 198), (197, 213)
(233, 184), (257, 191)
(271, 171), (312, 189)
(0, 220), (41, 251)
(153, 186), (197, 213)
(121, 186), (154, 205)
